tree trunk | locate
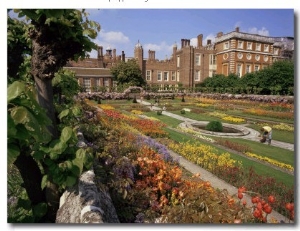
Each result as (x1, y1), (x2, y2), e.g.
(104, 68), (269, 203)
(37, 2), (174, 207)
(14, 153), (45, 205)
(33, 76), (58, 138)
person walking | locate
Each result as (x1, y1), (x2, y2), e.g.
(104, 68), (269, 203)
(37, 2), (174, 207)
(260, 125), (272, 145)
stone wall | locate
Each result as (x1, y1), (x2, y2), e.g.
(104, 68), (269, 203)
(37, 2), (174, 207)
(56, 169), (119, 223)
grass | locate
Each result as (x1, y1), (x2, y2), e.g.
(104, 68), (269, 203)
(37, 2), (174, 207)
(246, 124), (294, 144)
(220, 138), (294, 166)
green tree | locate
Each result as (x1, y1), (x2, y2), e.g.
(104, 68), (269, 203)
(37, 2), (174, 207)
(110, 59), (146, 87)
(7, 14), (32, 82)
(8, 9), (100, 222)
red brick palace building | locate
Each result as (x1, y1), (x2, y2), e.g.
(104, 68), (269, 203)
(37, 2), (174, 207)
(64, 27), (294, 92)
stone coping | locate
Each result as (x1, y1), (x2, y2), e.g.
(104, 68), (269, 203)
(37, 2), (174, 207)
(181, 121), (251, 137)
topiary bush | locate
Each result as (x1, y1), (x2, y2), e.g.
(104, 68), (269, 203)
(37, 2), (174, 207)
(205, 121), (223, 132)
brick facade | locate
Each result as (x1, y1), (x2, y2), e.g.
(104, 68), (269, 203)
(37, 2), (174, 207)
(65, 28), (293, 92)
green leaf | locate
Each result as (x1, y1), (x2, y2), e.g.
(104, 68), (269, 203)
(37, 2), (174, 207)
(71, 158), (83, 176)
(7, 144), (20, 165)
(49, 140), (68, 159)
(41, 175), (48, 190)
(60, 126), (73, 143)
(32, 150), (45, 161)
(11, 106), (35, 130)
(7, 115), (17, 137)
(58, 109), (70, 120)
(33, 202), (47, 218)
(76, 148), (86, 159)
(7, 81), (25, 102)
(71, 106), (81, 116)
(65, 175), (77, 187)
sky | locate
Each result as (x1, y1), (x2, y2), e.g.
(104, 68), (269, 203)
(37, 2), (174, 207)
(2, 1), (299, 231)
(85, 8), (295, 60)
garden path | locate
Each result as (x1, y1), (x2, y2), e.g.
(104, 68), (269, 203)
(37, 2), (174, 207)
(138, 100), (294, 151)
(137, 99), (294, 223)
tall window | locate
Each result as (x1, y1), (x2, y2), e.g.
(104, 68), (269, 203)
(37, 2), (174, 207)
(237, 64), (242, 77)
(157, 71), (162, 81)
(210, 55), (216, 65)
(104, 78), (109, 87)
(195, 70), (201, 81)
(224, 42), (230, 50)
(83, 78), (91, 92)
(177, 56), (180, 68)
(146, 70), (151, 81)
(96, 78), (101, 87)
(177, 71), (180, 81)
(195, 54), (201, 66)
(171, 71), (176, 81)
(246, 64), (251, 73)
(256, 43), (261, 51)
(247, 42), (252, 50)
(163, 71), (169, 81)
(264, 44), (269, 52)
(238, 41), (243, 49)
(254, 65), (260, 72)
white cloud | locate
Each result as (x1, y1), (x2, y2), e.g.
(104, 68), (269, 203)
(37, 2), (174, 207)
(248, 27), (270, 36)
(99, 30), (130, 44)
(190, 33), (215, 46)
(144, 41), (173, 59)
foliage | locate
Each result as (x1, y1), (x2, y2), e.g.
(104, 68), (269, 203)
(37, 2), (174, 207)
(7, 13), (32, 81)
(197, 61), (294, 95)
(110, 59), (146, 86)
(52, 69), (80, 104)
(7, 81), (98, 222)
(7, 8), (101, 222)
(206, 121), (223, 132)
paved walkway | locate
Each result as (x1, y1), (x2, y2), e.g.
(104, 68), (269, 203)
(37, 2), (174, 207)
(138, 100), (294, 223)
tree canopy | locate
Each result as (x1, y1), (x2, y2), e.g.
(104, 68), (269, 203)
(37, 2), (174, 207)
(197, 60), (294, 95)
(110, 59), (146, 87)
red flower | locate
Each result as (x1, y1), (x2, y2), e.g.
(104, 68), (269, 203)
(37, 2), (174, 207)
(268, 195), (275, 203)
(238, 193), (243, 199)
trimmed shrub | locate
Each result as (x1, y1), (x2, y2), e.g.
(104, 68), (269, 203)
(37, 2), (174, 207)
(205, 121), (223, 132)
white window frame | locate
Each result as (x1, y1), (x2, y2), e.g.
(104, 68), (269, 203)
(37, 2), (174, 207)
(177, 71), (180, 81)
(103, 78), (109, 87)
(177, 56), (180, 68)
(264, 44), (269, 52)
(237, 64), (243, 77)
(238, 41), (243, 49)
(96, 78), (101, 86)
(195, 70), (201, 81)
(247, 42), (252, 50)
(224, 42), (229, 50)
(83, 78), (91, 92)
(195, 54), (201, 66)
(157, 71), (162, 81)
(254, 65), (260, 72)
(256, 43), (261, 51)
(246, 64), (251, 73)
(163, 71), (169, 81)
(171, 71), (176, 81)
(210, 54), (216, 65)
(146, 70), (151, 81)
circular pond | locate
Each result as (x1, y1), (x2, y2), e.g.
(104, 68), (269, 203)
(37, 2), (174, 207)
(180, 121), (250, 137)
